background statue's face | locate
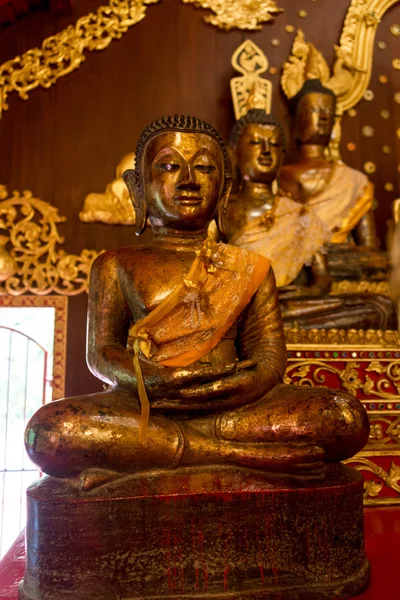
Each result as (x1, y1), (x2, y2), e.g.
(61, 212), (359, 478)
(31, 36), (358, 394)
(296, 92), (336, 146)
(142, 131), (224, 230)
(235, 123), (284, 184)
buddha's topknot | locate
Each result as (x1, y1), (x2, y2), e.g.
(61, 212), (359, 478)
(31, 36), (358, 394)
(230, 109), (286, 150)
(133, 115), (230, 196)
(290, 78), (336, 115)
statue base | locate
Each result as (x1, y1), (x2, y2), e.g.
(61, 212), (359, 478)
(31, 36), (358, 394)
(19, 463), (369, 600)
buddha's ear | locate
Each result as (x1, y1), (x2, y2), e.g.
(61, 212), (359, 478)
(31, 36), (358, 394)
(123, 169), (148, 235)
(217, 176), (233, 238)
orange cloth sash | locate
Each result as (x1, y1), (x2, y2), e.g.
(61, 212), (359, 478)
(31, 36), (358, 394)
(130, 237), (270, 444)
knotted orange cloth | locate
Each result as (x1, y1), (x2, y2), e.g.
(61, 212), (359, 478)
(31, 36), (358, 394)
(129, 237), (270, 444)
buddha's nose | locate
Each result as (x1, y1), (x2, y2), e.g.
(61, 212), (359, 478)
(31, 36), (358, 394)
(176, 164), (200, 190)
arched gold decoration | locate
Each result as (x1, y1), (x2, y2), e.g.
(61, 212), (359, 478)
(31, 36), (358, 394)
(0, 0), (283, 119)
(281, 1), (400, 156)
(0, 185), (99, 296)
(230, 40), (272, 120)
(182, 0), (283, 31)
(80, 152), (136, 225)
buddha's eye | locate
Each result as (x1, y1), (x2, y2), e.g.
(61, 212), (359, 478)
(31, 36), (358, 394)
(158, 163), (180, 172)
(249, 140), (261, 145)
(195, 165), (216, 173)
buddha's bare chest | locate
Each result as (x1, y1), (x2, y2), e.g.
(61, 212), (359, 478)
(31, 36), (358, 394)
(297, 166), (333, 200)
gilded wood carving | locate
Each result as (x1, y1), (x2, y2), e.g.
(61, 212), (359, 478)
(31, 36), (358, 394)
(0, 185), (99, 295)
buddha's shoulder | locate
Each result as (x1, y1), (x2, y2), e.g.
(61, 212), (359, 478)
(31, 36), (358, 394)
(91, 245), (162, 270)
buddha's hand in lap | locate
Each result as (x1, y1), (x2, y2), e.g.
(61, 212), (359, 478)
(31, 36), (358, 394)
(279, 284), (327, 301)
(140, 359), (256, 400)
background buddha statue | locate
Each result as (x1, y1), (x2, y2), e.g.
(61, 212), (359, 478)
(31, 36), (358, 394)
(280, 78), (378, 249)
(224, 108), (331, 290)
(224, 109), (395, 330)
(79, 152), (136, 225)
(24, 115), (368, 491)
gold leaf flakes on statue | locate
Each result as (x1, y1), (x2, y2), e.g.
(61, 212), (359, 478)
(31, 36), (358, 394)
(181, 0), (283, 31)
(230, 40), (272, 119)
(0, 185), (99, 295)
(80, 153), (136, 225)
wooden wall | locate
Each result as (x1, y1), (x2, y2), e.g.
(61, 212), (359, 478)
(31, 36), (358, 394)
(0, 0), (399, 396)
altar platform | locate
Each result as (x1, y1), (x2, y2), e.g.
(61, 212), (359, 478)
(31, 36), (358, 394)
(0, 507), (398, 600)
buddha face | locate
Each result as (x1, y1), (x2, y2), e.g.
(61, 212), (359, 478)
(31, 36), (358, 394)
(295, 92), (336, 146)
(142, 131), (225, 231)
(235, 123), (284, 184)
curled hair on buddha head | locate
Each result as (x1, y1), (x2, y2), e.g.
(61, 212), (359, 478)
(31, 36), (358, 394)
(290, 78), (337, 116)
(229, 109), (287, 151)
(123, 115), (231, 235)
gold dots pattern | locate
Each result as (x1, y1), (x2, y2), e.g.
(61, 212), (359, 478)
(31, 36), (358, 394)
(285, 25), (295, 33)
(348, 108), (357, 117)
(362, 125), (374, 137)
(391, 24), (400, 36)
(393, 59), (400, 70)
(395, 93), (400, 104)
(269, 66), (277, 75)
(381, 109), (390, 119)
(298, 9), (307, 18)
(398, 165), (400, 174)
(271, 38), (280, 47)
(397, 129), (400, 140)
(347, 143), (356, 152)
(383, 145), (392, 154)
(364, 90), (374, 101)
(379, 75), (388, 84)
(385, 183), (394, 192)
(364, 162), (376, 175)
(378, 41), (387, 50)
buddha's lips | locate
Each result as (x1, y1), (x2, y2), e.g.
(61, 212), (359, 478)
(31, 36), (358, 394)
(258, 158), (273, 167)
(174, 196), (203, 205)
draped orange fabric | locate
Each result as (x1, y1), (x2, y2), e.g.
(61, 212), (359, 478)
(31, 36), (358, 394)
(129, 237), (270, 444)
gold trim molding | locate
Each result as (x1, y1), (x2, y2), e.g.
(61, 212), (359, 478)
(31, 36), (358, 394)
(0, 0), (284, 119)
(0, 295), (67, 399)
(344, 457), (400, 505)
(285, 328), (400, 347)
(0, 185), (99, 296)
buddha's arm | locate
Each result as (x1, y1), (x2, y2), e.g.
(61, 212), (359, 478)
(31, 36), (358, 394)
(237, 268), (287, 390)
(87, 252), (135, 390)
(309, 251), (332, 292)
(354, 210), (379, 248)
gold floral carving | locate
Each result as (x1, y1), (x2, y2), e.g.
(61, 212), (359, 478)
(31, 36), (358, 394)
(182, 0), (283, 30)
(330, 279), (390, 296)
(0, 185), (99, 296)
(0, 295), (67, 399)
(0, 0), (284, 119)
(344, 457), (400, 505)
(0, 0), (160, 119)
(285, 359), (400, 400)
(230, 40), (272, 120)
(285, 327), (400, 347)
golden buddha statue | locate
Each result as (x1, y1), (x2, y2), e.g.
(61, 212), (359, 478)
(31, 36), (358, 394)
(79, 152), (136, 225)
(225, 108), (331, 289)
(24, 115), (368, 486)
(224, 109), (394, 330)
(280, 79), (377, 248)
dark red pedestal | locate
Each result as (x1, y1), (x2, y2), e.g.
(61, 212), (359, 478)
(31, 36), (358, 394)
(18, 464), (368, 600)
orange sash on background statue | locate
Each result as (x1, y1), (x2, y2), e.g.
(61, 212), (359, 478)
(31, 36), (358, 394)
(129, 237), (270, 443)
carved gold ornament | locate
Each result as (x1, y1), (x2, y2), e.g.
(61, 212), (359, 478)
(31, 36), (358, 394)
(285, 327), (400, 346)
(181, 0), (283, 30)
(230, 40), (273, 120)
(0, 0), (284, 119)
(344, 458), (400, 505)
(80, 153), (136, 225)
(0, 186), (99, 295)
(330, 280), (389, 296)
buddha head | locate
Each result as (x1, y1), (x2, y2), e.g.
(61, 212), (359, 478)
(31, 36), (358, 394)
(291, 79), (337, 147)
(123, 116), (231, 235)
(229, 109), (286, 185)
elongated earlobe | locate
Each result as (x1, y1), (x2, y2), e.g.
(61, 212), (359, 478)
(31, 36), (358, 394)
(217, 177), (233, 237)
(123, 169), (148, 235)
